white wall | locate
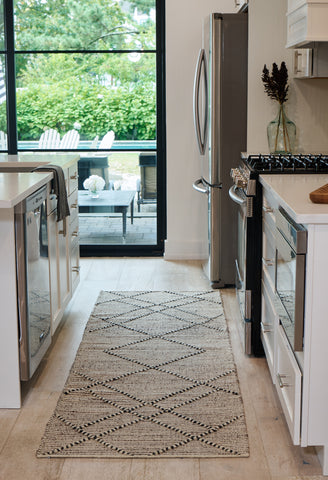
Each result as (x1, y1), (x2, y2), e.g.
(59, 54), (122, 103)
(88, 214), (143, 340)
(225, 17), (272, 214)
(165, 0), (328, 260)
(247, 0), (328, 154)
(164, 0), (235, 260)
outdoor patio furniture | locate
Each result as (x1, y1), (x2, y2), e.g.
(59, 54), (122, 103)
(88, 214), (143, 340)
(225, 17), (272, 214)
(59, 129), (80, 149)
(0, 131), (7, 150)
(97, 130), (115, 151)
(136, 152), (157, 212)
(78, 189), (135, 238)
(90, 135), (99, 149)
(78, 156), (111, 190)
(38, 129), (60, 149)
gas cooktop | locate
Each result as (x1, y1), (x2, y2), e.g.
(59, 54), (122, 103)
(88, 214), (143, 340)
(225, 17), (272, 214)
(245, 153), (328, 173)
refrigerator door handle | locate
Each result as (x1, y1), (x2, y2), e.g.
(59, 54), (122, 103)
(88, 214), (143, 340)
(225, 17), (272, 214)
(193, 49), (208, 155)
(192, 177), (209, 195)
(228, 185), (246, 205)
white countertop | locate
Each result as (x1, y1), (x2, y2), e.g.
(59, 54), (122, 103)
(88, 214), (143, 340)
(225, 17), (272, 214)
(0, 152), (80, 208)
(0, 152), (80, 170)
(259, 174), (328, 224)
(0, 172), (53, 208)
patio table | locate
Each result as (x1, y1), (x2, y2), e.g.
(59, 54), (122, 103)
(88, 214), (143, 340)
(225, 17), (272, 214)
(78, 190), (136, 238)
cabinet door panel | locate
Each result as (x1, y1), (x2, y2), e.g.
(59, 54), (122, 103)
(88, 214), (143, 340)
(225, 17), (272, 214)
(57, 219), (70, 310)
(48, 209), (60, 334)
(275, 325), (302, 445)
(261, 277), (277, 381)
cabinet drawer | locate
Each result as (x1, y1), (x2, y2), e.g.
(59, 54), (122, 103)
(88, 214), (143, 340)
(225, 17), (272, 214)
(262, 192), (276, 230)
(288, 0), (307, 13)
(70, 238), (80, 295)
(261, 278), (276, 380)
(262, 218), (276, 289)
(68, 163), (78, 195)
(69, 214), (79, 243)
(69, 188), (78, 222)
(275, 325), (302, 445)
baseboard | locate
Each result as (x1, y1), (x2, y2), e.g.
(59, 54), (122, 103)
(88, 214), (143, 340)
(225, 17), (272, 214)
(164, 239), (208, 260)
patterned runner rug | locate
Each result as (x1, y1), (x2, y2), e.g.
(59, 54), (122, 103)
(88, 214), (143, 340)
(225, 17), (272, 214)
(37, 291), (249, 458)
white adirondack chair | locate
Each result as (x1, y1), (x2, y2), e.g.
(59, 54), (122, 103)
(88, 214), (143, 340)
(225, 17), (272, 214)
(38, 129), (60, 149)
(98, 130), (115, 150)
(59, 129), (80, 149)
(0, 131), (7, 150)
(90, 135), (99, 149)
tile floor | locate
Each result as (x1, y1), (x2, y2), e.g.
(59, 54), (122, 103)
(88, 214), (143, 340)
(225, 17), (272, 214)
(78, 213), (157, 245)
(0, 258), (326, 480)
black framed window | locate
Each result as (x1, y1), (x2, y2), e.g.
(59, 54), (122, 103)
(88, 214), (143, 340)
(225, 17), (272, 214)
(1, 0), (166, 255)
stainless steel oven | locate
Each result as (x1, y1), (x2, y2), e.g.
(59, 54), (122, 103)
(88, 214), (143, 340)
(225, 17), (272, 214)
(229, 170), (263, 356)
(229, 153), (328, 357)
(275, 207), (307, 352)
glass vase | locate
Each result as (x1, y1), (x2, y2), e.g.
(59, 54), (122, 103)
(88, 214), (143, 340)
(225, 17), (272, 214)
(267, 104), (296, 154)
(89, 189), (100, 199)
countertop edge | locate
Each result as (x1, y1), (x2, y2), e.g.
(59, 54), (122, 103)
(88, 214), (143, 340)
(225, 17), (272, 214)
(259, 174), (328, 224)
(0, 172), (53, 208)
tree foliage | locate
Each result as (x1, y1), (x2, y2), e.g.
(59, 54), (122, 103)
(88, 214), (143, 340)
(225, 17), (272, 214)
(11, 0), (157, 142)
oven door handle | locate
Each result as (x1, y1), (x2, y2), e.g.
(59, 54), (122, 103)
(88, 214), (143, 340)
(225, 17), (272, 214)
(229, 185), (246, 205)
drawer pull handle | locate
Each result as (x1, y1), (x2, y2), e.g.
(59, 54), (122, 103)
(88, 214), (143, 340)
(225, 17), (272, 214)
(71, 203), (78, 209)
(263, 205), (274, 213)
(261, 323), (272, 333)
(72, 231), (79, 237)
(263, 258), (274, 267)
(277, 373), (290, 388)
(70, 174), (78, 180)
(72, 266), (80, 272)
(58, 230), (64, 235)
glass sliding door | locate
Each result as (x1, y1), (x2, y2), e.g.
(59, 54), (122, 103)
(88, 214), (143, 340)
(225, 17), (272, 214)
(9, 0), (165, 254)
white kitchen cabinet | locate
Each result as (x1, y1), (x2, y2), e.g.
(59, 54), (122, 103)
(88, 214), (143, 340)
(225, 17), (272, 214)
(0, 172), (53, 408)
(261, 276), (276, 379)
(260, 175), (328, 476)
(234, 0), (248, 11)
(261, 188), (278, 382)
(276, 324), (302, 445)
(67, 164), (80, 296)
(50, 160), (80, 335)
(286, 0), (328, 48)
(261, 184), (302, 445)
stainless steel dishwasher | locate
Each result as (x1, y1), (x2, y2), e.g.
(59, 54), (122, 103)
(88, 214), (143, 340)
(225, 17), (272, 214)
(15, 185), (51, 380)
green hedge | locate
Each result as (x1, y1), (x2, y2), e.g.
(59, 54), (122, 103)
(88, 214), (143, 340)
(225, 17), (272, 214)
(0, 81), (156, 141)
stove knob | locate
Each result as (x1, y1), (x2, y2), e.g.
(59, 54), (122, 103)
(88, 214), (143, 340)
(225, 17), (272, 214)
(230, 168), (238, 180)
(237, 176), (247, 189)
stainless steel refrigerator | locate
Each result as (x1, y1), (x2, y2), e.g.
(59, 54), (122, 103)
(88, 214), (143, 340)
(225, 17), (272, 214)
(193, 12), (248, 288)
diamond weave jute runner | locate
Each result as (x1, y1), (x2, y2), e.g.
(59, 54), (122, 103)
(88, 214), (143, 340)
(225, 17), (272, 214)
(37, 291), (249, 458)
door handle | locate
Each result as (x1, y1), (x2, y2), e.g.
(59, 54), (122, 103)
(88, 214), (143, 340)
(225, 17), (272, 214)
(228, 185), (246, 205)
(193, 49), (208, 155)
(192, 178), (209, 195)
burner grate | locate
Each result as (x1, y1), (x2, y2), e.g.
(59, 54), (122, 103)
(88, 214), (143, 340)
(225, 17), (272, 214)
(247, 154), (328, 173)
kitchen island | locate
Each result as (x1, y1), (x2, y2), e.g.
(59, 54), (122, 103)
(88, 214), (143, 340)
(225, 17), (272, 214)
(0, 153), (80, 408)
(260, 174), (328, 476)
(0, 172), (53, 408)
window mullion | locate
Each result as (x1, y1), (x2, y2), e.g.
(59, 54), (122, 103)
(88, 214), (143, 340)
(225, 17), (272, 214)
(4, 0), (17, 154)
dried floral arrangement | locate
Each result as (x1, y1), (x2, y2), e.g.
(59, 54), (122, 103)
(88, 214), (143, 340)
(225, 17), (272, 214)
(261, 61), (289, 105)
(261, 61), (295, 153)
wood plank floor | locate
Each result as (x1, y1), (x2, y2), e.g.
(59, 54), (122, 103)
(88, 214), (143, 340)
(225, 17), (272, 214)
(0, 258), (325, 480)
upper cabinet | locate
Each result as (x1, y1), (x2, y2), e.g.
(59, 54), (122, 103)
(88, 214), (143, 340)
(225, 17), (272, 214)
(234, 0), (248, 12)
(287, 0), (328, 47)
